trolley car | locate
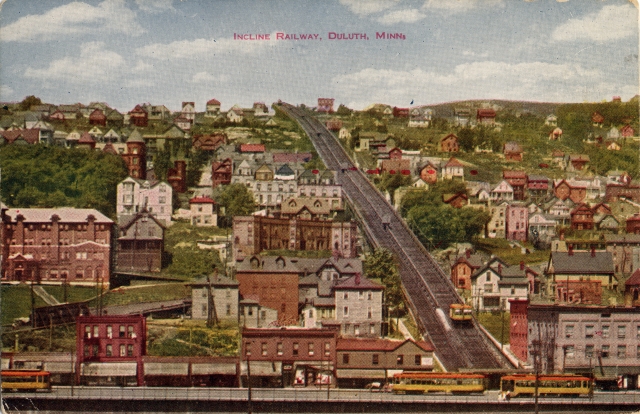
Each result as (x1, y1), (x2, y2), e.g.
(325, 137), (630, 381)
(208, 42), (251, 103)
(391, 372), (487, 394)
(1, 370), (52, 392)
(500, 374), (593, 398)
(449, 304), (473, 322)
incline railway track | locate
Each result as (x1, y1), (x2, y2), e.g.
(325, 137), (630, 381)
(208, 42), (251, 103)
(279, 103), (512, 371)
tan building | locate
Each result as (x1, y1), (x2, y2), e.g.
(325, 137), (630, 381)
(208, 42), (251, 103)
(190, 274), (239, 323)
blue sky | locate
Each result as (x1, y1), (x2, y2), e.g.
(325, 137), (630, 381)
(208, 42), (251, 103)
(0, 0), (637, 111)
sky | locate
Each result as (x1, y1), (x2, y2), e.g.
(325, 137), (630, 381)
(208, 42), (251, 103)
(0, 0), (638, 112)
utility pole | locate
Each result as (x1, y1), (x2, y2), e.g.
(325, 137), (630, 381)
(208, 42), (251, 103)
(531, 338), (541, 414)
(206, 268), (219, 328)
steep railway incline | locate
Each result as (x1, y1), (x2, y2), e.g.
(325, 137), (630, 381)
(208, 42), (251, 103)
(279, 103), (512, 371)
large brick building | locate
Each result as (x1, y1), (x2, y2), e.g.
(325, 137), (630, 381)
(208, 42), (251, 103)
(232, 215), (357, 260)
(76, 315), (146, 386)
(2, 208), (113, 287)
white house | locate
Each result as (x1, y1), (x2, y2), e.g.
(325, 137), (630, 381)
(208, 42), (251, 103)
(471, 260), (529, 311)
(117, 177), (173, 225)
(189, 195), (218, 227)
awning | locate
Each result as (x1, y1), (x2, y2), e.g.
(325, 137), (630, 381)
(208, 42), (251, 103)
(192, 363), (237, 375)
(145, 362), (188, 376)
(336, 369), (386, 379)
(81, 362), (137, 376)
(241, 361), (282, 376)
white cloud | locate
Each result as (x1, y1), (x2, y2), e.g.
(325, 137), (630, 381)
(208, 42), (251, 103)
(377, 9), (426, 25)
(0, 85), (15, 100)
(422, 0), (504, 13)
(137, 36), (276, 60)
(24, 42), (126, 84)
(135, 0), (175, 13)
(332, 60), (607, 108)
(552, 4), (637, 42)
(339, 0), (398, 16)
(191, 72), (227, 83)
(0, 0), (144, 42)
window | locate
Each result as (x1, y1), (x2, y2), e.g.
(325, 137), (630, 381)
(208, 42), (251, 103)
(602, 325), (610, 338)
(127, 345), (134, 357)
(324, 342), (331, 357)
(367, 307), (372, 319)
(83, 345), (89, 357)
(120, 345), (126, 357)
(585, 325), (594, 338)
(119, 325), (125, 338)
(93, 326), (99, 338)
(226, 304), (231, 316)
(293, 342), (299, 356)
(358, 291), (364, 300)
(396, 355), (404, 365)
(415, 355), (422, 365)
(637, 325), (640, 338)
(637, 345), (640, 359)
(261, 342), (268, 356)
(565, 345), (575, 358)
(308, 343), (315, 356)
(128, 326), (134, 338)
(85, 325), (91, 338)
(601, 345), (610, 358)
(107, 325), (113, 339)
(370, 324), (375, 334)
(245, 343), (252, 357)
(354, 325), (360, 336)
(484, 283), (493, 293)
(343, 306), (349, 317)
(585, 345), (594, 358)
(618, 325), (626, 339)
(372, 354), (379, 365)
(159, 196), (166, 204)
(342, 354), (350, 364)
(277, 342), (283, 356)
(106, 344), (112, 357)
(618, 345), (627, 359)
(343, 292), (349, 300)
(367, 292), (372, 300)
(565, 325), (574, 338)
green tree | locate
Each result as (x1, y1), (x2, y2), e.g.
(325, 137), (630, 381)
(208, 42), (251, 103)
(364, 248), (404, 316)
(19, 95), (42, 111)
(377, 172), (412, 204)
(457, 128), (475, 152)
(336, 104), (352, 116)
(214, 183), (257, 224)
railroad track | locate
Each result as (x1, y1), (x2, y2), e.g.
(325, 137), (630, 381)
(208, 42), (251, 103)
(279, 103), (512, 371)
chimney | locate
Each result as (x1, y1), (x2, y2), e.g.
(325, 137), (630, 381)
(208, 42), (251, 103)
(591, 246), (596, 257)
(466, 250), (471, 259)
(520, 261), (525, 271)
(568, 245), (574, 256)
(355, 272), (361, 285)
(498, 264), (503, 274)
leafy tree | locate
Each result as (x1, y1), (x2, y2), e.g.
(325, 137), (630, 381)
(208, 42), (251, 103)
(376, 172), (412, 204)
(19, 95), (42, 111)
(457, 128), (475, 152)
(364, 249), (404, 313)
(406, 205), (489, 248)
(214, 183), (257, 223)
(336, 104), (352, 116)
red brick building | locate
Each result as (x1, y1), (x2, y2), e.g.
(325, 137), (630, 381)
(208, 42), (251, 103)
(508, 298), (529, 363)
(419, 162), (438, 184)
(439, 134), (459, 153)
(555, 179), (586, 204)
(168, 160), (187, 193)
(503, 171), (527, 201)
(476, 108), (496, 125)
(627, 214), (640, 234)
(193, 132), (227, 152)
(570, 203), (594, 230)
(89, 109), (107, 126)
(212, 158), (233, 188)
(317, 98), (335, 113)
(76, 315), (146, 386)
(2, 208), (113, 287)
(450, 251), (483, 290)
(128, 105), (148, 127)
(241, 327), (338, 387)
(233, 215), (357, 260)
(606, 182), (640, 204)
(392, 107), (409, 118)
(326, 119), (343, 131)
(121, 130), (146, 179)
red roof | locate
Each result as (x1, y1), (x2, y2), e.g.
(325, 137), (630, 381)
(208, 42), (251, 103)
(626, 269), (640, 286)
(0, 129), (39, 144)
(444, 157), (463, 167)
(239, 143), (265, 153)
(78, 132), (95, 143)
(207, 98), (221, 105)
(477, 109), (496, 117)
(189, 196), (216, 204)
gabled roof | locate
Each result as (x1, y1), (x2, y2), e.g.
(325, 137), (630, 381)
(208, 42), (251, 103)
(118, 210), (165, 239)
(207, 98), (221, 105)
(444, 157), (463, 168)
(333, 275), (384, 291)
(549, 251), (614, 274)
(127, 129), (144, 143)
(336, 337), (434, 352)
(5, 208), (113, 223)
(276, 164), (295, 176)
(189, 195), (216, 204)
(626, 269), (640, 287)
